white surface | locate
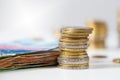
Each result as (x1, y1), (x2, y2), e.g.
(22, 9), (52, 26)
(0, 67), (120, 80)
(0, 49), (120, 80)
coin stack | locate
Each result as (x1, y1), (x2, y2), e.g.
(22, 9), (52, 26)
(58, 27), (93, 69)
(87, 20), (107, 49)
(118, 9), (120, 47)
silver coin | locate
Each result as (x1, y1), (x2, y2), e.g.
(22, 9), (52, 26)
(58, 57), (89, 64)
(58, 60), (89, 64)
(58, 57), (89, 62)
(59, 65), (89, 69)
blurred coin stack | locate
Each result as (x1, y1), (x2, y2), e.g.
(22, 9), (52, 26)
(87, 20), (107, 49)
(118, 9), (120, 47)
(58, 27), (93, 69)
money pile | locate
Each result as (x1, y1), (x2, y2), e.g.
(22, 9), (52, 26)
(58, 27), (93, 69)
(87, 20), (107, 49)
(0, 51), (59, 71)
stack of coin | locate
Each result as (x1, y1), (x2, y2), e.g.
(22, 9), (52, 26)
(87, 20), (107, 49)
(58, 27), (93, 69)
(118, 9), (120, 47)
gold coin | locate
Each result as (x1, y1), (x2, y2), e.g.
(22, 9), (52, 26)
(61, 32), (90, 36)
(60, 38), (88, 43)
(60, 48), (86, 52)
(59, 41), (89, 46)
(59, 54), (88, 58)
(113, 58), (120, 64)
(61, 36), (88, 39)
(59, 63), (88, 67)
(59, 65), (89, 69)
(61, 27), (93, 34)
(87, 20), (107, 37)
(61, 34), (89, 38)
(58, 56), (89, 60)
(89, 40), (106, 49)
(59, 44), (88, 49)
(60, 51), (87, 56)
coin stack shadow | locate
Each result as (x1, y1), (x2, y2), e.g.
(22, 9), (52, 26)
(87, 20), (107, 49)
(58, 27), (93, 69)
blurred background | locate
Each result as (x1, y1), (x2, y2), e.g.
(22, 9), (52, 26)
(0, 0), (120, 48)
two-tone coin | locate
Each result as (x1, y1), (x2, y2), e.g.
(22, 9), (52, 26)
(59, 54), (88, 58)
(59, 65), (89, 69)
(60, 51), (87, 56)
(58, 57), (89, 64)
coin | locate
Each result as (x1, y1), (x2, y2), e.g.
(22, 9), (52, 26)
(59, 65), (89, 69)
(58, 56), (89, 61)
(58, 57), (89, 64)
(59, 54), (88, 58)
(58, 60), (89, 64)
(61, 32), (90, 36)
(60, 48), (86, 52)
(59, 41), (89, 46)
(60, 51), (87, 56)
(89, 40), (106, 49)
(61, 27), (93, 34)
(87, 20), (107, 49)
(60, 38), (88, 43)
(61, 34), (89, 38)
(113, 58), (120, 64)
(59, 44), (88, 49)
(59, 63), (88, 67)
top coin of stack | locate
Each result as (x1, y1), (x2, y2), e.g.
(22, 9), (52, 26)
(87, 20), (107, 49)
(58, 27), (93, 69)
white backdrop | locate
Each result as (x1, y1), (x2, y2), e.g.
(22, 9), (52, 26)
(0, 0), (120, 48)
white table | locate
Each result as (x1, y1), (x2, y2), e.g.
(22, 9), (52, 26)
(0, 49), (120, 80)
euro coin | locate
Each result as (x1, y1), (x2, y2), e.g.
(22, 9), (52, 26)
(87, 20), (107, 38)
(59, 44), (88, 49)
(59, 41), (89, 46)
(59, 65), (89, 69)
(58, 57), (89, 64)
(113, 58), (120, 64)
(60, 38), (88, 43)
(60, 48), (86, 52)
(61, 32), (90, 36)
(58, 61), (89, 64)
(59, 63), (88, 67)
(61, 34), (89, 38)
(59, 54), (88, 58)
(61, 27), (93, 34)
(60, 51), (87, 56)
